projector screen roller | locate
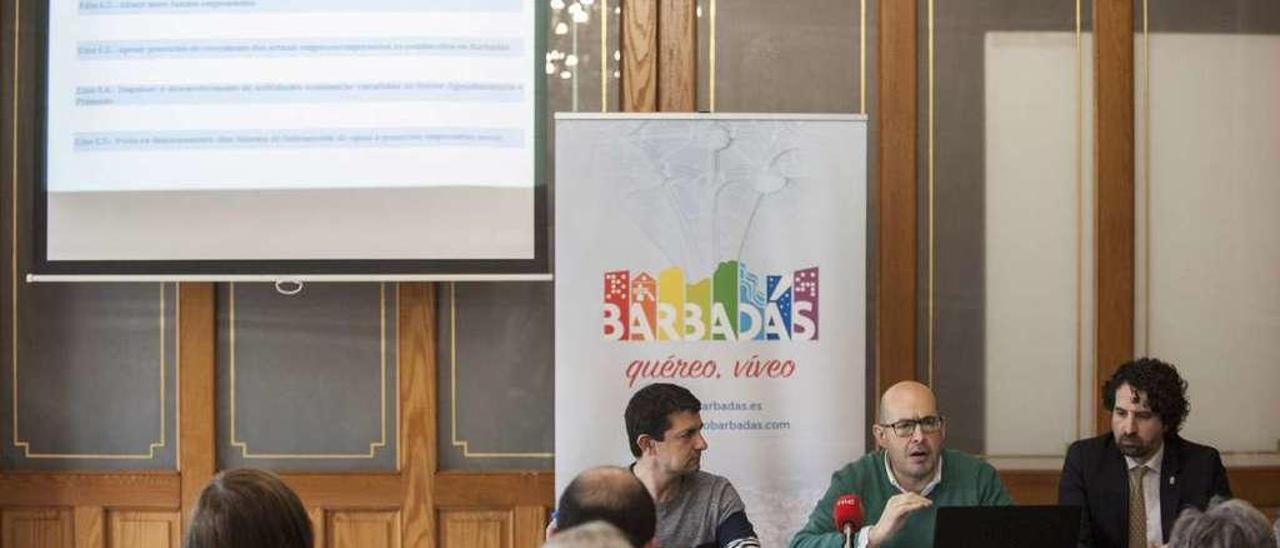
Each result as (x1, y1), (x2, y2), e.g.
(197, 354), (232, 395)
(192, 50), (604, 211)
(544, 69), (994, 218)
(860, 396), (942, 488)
(36, 0), (545, 276)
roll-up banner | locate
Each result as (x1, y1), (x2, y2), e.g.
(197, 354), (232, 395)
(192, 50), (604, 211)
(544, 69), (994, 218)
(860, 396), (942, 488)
(555, 113), (868, 546)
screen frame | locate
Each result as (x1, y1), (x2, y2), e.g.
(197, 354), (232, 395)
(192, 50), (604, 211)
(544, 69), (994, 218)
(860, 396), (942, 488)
(22, 0), (550, 279)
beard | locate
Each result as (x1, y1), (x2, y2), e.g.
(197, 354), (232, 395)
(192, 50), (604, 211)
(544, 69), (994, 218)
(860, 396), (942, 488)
(1116, 435), (1156, 459)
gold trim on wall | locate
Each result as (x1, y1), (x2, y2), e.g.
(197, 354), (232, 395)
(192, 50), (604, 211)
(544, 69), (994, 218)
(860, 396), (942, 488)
(1136, 1), (1278, 460)
(10, 286), (169, 460)
(228, 282), (392, 459)
(601, 0), (609, 112)
(1140, 0), (1150, 355)
(860, 0), (867, 115)
(1074, 0), (1086, 442)
(958, 2), (1088, 458)
(10, 7), (171, 459)
(709, 0), (717, 112)
(926, 0), (936, 386)
(448, 282), (553, 459)
(706, 1), (867, 114)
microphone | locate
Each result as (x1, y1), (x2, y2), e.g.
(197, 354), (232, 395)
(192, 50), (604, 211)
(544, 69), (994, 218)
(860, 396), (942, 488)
(833, 494), (865, 548)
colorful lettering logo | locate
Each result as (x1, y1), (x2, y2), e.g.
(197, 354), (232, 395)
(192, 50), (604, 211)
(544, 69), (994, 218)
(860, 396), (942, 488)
(603, 262), (819, 342)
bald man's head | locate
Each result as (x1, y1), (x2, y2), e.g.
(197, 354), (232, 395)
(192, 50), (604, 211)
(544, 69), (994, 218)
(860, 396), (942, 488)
(874, 381), (945, 492)
(878, 381), (938, 423)
(556, 466), (655, 548)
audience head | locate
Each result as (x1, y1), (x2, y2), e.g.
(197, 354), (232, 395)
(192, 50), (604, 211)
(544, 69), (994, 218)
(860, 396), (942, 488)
(555, 466), (656, 548)
(1168, 498), (1277, 548)
(1103, 357), (1188, 460)
(624, 383), (707, 477)
(873, 381), (945, 489)
(543, 520), (633, 548)
(184, 468), (312, 548)
(625, 383), (703, 457)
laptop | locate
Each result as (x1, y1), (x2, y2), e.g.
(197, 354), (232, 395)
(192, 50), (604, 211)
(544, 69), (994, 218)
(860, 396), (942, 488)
(933, 505), (1081, 548)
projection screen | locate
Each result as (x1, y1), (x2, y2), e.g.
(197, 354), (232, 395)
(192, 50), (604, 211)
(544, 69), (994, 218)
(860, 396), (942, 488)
(32, 0), (546, 278)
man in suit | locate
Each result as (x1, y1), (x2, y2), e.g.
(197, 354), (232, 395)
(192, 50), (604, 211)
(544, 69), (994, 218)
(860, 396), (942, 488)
(1059, 358), (1232, 548)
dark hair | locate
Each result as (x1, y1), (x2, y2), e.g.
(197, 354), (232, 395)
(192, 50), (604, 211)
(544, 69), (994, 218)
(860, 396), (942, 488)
(556, 467), (656, 548)
(1102, 357), (1190, 434)
(184, 468), (313, 548)
(624, 383), (701, 457)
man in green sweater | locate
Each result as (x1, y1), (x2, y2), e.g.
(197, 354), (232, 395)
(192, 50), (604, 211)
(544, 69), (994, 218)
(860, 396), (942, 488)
(790, 381), (1012, 548)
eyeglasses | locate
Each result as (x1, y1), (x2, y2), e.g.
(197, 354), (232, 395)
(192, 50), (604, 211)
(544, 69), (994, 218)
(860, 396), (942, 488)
(878, 415), (945, 437)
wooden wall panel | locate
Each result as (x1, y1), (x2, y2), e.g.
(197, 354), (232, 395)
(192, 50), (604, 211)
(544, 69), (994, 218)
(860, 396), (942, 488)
(999, 470), (1061, 505)
(657, 0), (696, 111)
(282, 474), (402, 508)
(511, 506), (546, 548)
(438, 511), (510, 548)
(1092, 0), (1135, 435)
(1227, 466), (1280, 517)
(2, 509), (73, 548)
(434, 472), (553, 509)
(621, 0), (658, 112)
(1000, 466), (1280, 510)
(178, 283), (215, 532)
(107, 511), (179, 548)
(874, 0), (920, 391)
(73, 507), (103, 548)
(0, 474), (179, 508)
(434, 472), (551, 548)
(328, 511), (401, 548)
(308, 508), (326, 548)
(400, 283), (436, 548)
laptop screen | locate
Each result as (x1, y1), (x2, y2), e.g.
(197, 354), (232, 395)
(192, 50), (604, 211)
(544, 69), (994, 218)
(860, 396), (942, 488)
(933, 505), (1081, 548)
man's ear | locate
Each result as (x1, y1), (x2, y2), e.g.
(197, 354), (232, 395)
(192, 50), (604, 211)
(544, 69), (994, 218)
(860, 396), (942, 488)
(636, 434), (655, 455)
(643, 539), (657, 548)
(872, 424), (886, 450)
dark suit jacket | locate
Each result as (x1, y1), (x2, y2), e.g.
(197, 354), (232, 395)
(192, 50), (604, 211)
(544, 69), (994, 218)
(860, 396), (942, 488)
(1058, 434), (1231, 548)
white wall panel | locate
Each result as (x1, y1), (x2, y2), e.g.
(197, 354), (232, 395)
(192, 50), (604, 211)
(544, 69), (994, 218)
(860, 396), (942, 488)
(984, 32), (1095, 456)
(1142, 34), (1280, 456)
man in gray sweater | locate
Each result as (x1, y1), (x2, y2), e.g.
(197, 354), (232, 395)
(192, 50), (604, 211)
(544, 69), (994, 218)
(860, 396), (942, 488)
(626, 383), (761, 548)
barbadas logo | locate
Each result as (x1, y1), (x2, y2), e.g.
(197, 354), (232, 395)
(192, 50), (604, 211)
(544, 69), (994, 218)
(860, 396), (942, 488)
(603, 261), (818, 342)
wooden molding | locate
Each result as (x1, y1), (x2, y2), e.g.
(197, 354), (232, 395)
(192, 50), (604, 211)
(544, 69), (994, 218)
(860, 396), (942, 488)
(73, 507), (104, 548)
(400, 283), (437, 548)
(280, 474), (404, 509)
(1, 508), (74, 548)
(874, 0), (919, 391)
(329, 511), (402, 548)
(998, 470), (1061, 505)
(438, 510), (510, 548)
(621, 0), (658, 112)
(178, 283), (216, 530)
(434, 472), (555, 509)
(1228, 466), (1280, 511)
(1093, 0), (1135, 435)
(0, 473), (179, 508)
(657, 0), (696, 112)
(999, 466), (1280, 513)
(308, 508), (326, 548)
(108, 510), (182, 548)
(513, 506), (547, 548)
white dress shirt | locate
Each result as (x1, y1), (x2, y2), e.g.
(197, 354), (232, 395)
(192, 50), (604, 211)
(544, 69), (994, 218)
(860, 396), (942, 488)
(1124, 444), (1165, 546)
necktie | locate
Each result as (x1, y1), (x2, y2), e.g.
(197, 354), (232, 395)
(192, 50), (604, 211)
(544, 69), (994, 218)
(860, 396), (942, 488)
(1128, 466), (1148, 548)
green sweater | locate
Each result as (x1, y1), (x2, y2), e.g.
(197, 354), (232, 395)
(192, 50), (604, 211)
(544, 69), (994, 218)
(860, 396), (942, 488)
(789, 449), (1013, 548)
